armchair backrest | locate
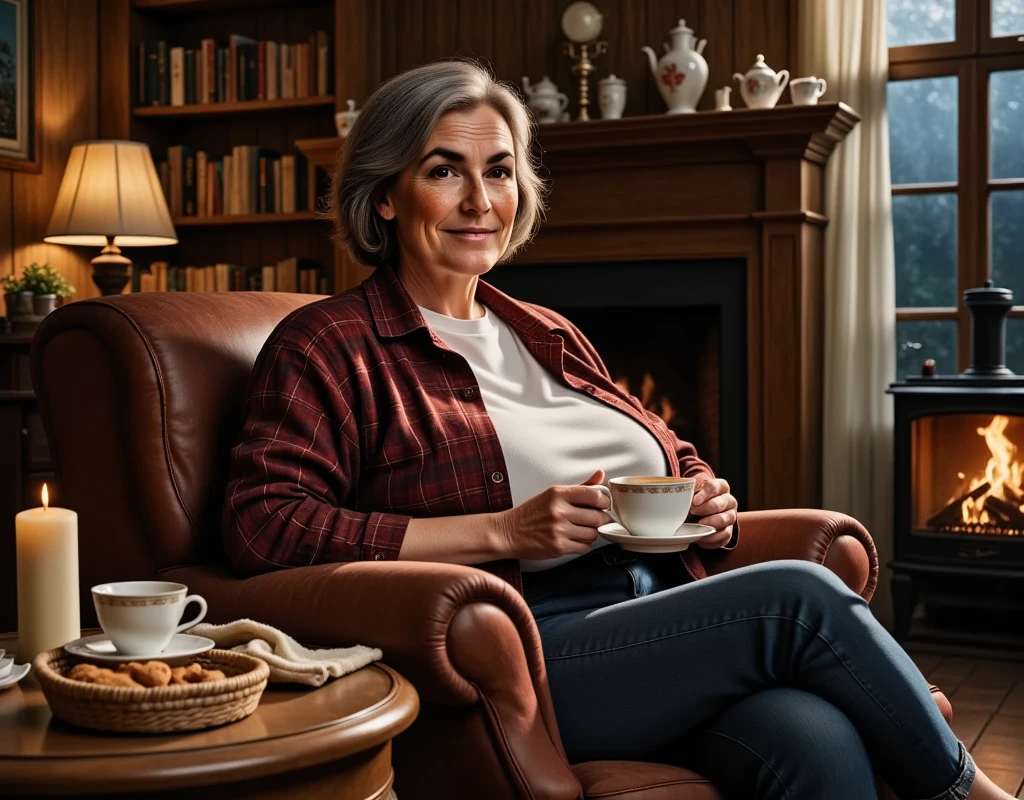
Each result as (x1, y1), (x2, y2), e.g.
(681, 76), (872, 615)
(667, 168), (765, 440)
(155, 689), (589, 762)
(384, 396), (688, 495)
(31, 292), (319, 615)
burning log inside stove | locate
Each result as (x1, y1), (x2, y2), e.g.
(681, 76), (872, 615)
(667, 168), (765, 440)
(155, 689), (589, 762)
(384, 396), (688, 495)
(927, 482), (991, 529)
(983, 495), (1024, 528)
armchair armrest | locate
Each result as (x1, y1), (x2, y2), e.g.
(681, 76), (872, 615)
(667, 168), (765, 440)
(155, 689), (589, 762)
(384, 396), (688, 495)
(707, 509), (879, 600)
(164, 561), (582, 800)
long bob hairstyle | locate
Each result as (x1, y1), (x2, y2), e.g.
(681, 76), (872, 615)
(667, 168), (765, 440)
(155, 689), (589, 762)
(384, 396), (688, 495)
(328, 60), (546, 270)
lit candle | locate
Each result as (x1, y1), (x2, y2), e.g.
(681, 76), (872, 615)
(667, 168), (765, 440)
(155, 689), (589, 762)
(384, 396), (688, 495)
(15, 484), (80, 662)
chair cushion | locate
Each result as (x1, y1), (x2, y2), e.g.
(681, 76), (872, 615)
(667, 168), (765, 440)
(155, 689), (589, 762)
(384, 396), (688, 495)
(574, 761), (721, 800)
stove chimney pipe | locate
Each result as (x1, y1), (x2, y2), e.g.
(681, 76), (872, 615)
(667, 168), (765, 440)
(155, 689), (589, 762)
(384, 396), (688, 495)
(962, 281), (1014, 377)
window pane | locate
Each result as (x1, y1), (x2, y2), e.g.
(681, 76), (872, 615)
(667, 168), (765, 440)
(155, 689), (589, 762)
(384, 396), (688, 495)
(887, 0), (955, 46)
(897, 320), (957, 380)
(888, 77), (958, 185)
(991, 70), (1024, 179)
(893, 193), (958, 307)
(1008, 320), (1024, 374)
(992, 191), (1024, 304)
(993, 0), (1024, 36)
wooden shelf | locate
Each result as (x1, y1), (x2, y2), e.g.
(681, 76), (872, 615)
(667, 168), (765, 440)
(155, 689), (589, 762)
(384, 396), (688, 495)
(173, 211), (323, 227)
(134, 96), (334, 118)
(133, 0), (327, 11)
(296, 137), (343, 171)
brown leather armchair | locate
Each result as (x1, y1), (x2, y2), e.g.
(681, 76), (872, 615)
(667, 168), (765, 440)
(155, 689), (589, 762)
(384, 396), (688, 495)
(31, 292), (949, 800)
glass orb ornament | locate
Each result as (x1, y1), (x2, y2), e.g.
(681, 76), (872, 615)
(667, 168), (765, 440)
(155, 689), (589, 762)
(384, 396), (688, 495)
(561, 1), (603, 43)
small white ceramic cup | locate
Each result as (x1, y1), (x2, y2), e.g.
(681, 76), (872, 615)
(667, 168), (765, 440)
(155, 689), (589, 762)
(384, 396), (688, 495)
(714, 86), (732, 111)
(789, 76), (827, 105)
(594, 476), (697, 537)
(598, 75), (627, 119)
(92, 581), (207, 656)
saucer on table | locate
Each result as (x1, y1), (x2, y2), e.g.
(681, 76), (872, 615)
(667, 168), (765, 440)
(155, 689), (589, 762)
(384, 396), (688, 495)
(0, 662), (30, 691)
(63, 633), (215, 665)
(598, 522), (716, 553)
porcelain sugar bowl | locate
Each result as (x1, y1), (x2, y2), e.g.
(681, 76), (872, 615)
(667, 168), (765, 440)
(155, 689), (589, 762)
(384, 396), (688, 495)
(732, 54), (790, 109)
(522, 75), (570, 124)
(641, 18), (708, 114)
(598, 74), (627, 119)
(335, 99), (361, 138)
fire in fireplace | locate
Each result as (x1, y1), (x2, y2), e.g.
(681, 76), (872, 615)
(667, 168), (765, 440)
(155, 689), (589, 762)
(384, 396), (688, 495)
(917, 414), (1024, 537)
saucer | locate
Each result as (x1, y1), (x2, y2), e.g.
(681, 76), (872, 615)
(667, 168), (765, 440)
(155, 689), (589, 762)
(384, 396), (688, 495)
(63, 633), (215, 665)
(0, 662), (30, 691)
(598, 522), (716, 553)
(0, 655), (12, 679)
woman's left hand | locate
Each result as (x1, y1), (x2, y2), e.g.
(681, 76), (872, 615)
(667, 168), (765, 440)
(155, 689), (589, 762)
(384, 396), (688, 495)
(690, 478), (737, 549)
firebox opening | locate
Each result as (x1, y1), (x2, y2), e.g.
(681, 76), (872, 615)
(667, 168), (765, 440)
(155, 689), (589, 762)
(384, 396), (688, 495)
(557, 306), (721, 473)
(912, 413), (1024, 537)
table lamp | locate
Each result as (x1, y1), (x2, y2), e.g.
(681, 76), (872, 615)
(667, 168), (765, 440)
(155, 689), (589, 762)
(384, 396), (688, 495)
(43, 141), (177, 296)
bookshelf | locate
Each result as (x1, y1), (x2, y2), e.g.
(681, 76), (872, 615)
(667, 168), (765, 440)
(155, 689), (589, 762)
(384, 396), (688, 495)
(98, 0), (343, 294)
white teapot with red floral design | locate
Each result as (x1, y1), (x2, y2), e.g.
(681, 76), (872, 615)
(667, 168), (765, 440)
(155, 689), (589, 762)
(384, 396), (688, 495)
(641, 19), (708, 114)
(732, 54), (790, 109)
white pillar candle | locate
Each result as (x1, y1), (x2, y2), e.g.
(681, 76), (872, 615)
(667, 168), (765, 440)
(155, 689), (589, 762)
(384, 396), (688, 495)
(15, 484), (80, 662)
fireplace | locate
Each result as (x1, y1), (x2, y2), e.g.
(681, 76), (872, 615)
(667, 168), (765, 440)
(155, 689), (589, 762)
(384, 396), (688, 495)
(889, 283), (1024, 645)
(486, 258), (747, 509)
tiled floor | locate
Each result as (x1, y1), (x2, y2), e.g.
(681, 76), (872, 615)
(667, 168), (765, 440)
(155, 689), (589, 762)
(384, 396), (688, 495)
(909, 652), (1024, 796)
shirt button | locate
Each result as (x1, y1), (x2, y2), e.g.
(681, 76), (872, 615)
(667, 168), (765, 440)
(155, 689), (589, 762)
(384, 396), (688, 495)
(463, 387), (478, 400)
(374, 552), (384, 561)
(491, 471), (505, 484)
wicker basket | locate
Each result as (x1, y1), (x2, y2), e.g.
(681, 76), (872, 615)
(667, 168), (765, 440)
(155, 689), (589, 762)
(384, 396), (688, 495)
(33, 648), (270, 734)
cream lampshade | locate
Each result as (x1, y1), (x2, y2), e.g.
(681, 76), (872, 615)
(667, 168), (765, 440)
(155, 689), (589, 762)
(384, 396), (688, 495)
(44, 141), (177, 296)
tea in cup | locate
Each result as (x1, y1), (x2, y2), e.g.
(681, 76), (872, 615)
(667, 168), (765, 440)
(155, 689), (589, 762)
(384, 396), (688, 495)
(789, 76), (827, 105)
(92, 581), (208, 656)
(594, 476), (697, 537)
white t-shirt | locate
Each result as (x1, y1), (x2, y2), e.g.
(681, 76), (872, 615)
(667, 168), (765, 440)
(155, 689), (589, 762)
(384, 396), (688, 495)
(419, 305), (668, 571)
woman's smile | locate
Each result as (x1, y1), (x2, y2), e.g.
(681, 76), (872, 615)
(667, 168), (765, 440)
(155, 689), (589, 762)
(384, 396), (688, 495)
(444, 227), (497, 242)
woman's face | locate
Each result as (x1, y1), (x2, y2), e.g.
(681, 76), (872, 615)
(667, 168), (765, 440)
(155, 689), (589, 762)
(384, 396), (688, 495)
(376, 105), (519, 278)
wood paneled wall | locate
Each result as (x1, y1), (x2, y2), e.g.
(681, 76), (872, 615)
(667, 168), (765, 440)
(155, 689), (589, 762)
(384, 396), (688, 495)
(0, 0), (100, 299)
(369, 0), (796, 118)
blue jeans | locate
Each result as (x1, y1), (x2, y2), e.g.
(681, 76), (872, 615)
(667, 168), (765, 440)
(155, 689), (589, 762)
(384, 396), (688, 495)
(522, 547), (975, 800)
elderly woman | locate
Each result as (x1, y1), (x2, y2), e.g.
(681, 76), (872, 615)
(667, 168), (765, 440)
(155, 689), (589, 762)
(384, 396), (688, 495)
(223, 61), (1009, 800)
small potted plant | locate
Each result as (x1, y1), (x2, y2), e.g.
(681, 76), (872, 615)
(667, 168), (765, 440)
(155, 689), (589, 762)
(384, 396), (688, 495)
(2, 273), (25, 319)
(19, 263), (75, 317)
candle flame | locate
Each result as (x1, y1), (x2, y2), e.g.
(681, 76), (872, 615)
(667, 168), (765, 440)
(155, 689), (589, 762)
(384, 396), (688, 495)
(42, 483), (49, 510)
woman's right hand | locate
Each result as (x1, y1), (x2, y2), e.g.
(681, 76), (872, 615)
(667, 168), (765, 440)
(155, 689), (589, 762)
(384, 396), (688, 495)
(495, 470), (611, 560)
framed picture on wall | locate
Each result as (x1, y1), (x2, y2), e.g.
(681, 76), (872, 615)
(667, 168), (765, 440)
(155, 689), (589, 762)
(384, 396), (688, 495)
(0, 0), (38, 172)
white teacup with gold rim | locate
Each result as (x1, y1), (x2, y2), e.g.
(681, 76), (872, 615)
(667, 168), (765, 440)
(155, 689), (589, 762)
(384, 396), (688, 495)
(594, 476), (697, 537)
(92, 581), (208, 656)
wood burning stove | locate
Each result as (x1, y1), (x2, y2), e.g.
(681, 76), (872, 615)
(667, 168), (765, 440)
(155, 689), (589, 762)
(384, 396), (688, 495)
(888, 282), (1024, 644)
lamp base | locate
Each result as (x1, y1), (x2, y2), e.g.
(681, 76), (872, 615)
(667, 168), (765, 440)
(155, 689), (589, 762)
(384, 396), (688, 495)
(91, 244), (132, 296)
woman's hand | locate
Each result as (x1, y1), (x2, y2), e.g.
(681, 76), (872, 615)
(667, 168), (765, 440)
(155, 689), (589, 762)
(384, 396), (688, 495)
(495, 470), (611, 560)
(690, 477), (737, 549)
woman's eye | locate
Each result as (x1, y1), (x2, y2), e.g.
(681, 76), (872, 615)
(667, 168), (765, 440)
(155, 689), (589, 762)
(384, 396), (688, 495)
(490, 167), (512, 179)
(431, 166), (453, 178)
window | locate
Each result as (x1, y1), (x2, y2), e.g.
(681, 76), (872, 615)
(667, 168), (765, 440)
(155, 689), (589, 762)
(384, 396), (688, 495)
(888, 0), (1024, 379)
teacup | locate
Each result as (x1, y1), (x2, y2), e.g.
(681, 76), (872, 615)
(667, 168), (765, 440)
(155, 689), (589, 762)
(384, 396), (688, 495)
(92, 581), (208, 656)
(594, 476), (697, 537)
(789, 76), (827, 106)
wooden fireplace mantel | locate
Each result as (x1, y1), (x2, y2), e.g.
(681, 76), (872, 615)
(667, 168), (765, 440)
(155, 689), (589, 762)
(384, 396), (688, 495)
(523, 103), (859, 511)
(301, 103), (859, 511)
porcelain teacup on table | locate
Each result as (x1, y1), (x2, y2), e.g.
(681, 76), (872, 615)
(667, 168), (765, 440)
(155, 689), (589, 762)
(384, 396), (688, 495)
(91, 581), (208, 657)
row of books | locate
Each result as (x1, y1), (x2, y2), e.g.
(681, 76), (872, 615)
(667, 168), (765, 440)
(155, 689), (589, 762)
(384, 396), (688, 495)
(159, 146), (309, 218)
(137, 32), (331, 107)
(135, 259), (328, 295)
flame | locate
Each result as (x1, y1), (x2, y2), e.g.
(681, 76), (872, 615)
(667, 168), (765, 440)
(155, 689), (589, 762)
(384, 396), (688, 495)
(615, 371), (677, 426)
(41, 483), (49, 510)
(957, 416), (1024, 524)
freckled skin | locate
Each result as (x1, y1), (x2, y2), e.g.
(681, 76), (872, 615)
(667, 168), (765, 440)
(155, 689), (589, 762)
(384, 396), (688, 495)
(375, 106), (519, 316)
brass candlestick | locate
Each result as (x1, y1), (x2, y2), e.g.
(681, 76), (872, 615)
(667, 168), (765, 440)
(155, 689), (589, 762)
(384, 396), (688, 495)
(562, 40), (608, 121)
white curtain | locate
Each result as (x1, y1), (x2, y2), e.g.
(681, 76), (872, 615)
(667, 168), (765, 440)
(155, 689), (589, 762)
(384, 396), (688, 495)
(799, 0), (897, 625)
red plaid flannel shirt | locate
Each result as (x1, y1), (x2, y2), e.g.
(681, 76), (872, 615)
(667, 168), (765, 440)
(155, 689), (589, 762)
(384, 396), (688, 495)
(223, 264), (733, 592)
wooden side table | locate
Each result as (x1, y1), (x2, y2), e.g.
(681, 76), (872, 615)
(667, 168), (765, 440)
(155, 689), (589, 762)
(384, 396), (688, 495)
(0, 633), (419, 799)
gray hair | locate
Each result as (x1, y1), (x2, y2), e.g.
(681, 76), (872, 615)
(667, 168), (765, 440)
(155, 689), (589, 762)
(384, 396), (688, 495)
(328, 60), (546, 269)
